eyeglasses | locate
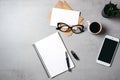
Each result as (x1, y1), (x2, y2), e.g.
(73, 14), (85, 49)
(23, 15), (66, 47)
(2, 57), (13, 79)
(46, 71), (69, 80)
(56, 22), (84, 34)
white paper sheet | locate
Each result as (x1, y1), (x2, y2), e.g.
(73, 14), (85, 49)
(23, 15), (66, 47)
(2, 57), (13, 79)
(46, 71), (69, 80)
(50, 8), (80, 27)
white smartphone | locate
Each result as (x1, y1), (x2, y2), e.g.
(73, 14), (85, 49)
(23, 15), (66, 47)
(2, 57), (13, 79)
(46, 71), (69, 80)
(96, 35), (119, 67)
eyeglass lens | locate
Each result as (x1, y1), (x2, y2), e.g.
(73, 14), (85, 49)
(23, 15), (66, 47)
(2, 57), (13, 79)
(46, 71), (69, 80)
(72, 26), (82, 33)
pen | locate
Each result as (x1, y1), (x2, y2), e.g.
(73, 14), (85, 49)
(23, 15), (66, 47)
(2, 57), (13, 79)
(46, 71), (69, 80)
(71, 50), (80, 60)
(65, 52), (71, 71)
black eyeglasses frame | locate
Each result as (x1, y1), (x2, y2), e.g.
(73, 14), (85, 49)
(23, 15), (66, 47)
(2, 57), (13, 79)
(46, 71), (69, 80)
(56, 22), (84, 34)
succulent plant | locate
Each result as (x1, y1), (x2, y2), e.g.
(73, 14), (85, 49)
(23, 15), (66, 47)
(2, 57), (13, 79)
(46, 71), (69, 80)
(102, 1), (120, 18)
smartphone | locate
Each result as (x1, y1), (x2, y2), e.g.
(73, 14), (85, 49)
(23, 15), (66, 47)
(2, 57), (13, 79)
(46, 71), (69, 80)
(96, 35), (119, 67)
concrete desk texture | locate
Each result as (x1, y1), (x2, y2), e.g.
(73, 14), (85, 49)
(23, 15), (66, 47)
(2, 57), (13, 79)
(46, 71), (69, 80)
(0, 0), (120, 80)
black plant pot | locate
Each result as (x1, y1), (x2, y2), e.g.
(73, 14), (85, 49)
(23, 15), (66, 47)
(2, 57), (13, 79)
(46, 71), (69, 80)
(102, 8), (112, 18)
(101, 8), (115, 18)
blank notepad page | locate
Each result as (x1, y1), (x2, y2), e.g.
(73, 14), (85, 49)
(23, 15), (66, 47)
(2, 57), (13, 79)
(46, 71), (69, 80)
(33, 32), (75, 78)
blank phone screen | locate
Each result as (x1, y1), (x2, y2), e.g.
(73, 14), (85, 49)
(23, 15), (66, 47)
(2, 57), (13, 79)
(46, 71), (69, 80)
(98, 38), (118, 63)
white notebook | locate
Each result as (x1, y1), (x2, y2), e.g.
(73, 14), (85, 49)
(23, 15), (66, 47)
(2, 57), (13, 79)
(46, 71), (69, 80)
(33, 32), (75, 78)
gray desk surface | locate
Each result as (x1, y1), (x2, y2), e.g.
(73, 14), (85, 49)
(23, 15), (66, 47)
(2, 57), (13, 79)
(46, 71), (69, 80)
(0, 0), (120, 80)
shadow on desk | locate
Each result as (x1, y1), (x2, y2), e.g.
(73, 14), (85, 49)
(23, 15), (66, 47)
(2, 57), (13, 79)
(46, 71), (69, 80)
(99, 24), (107, 35)
(110, 13), (120, 22)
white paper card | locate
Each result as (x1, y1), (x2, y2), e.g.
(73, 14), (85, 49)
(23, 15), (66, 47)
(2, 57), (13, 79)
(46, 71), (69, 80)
(33, 32), (75, 78)
(50, 8), (80, 26)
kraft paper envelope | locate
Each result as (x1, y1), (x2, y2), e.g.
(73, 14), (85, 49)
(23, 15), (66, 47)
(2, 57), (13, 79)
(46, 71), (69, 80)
(48, 0), (84, 36)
